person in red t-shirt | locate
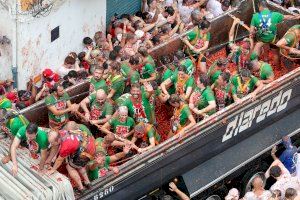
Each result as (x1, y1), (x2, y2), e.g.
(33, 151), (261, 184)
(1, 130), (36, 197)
(47, 129), (96, 193)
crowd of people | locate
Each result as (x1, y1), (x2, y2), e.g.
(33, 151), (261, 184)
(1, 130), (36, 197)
(0, 0), (300, 197)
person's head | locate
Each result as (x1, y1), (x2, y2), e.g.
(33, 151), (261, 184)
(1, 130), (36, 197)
(129, 55), (141, 66)
(169, 94), (182, 107)
(78, 52), (86, 62)
(64, 56), (76, 68)
(239, 68), (252, 82)
(285, 188), (297, 200)
(95, 150), (106, 165)
(269, 165), (282, 179)
(191, 9), (202, 26)
(199, 74), (210, 87)
(126, 33), (137, 44)
(271, 189), (282, 200)
(93, 67), (104, 81)
(175, 50), (185, 60)
(109, 51), (118, 62)
(26, 123), (38, 141)
(217, 72), (230, 87)
(83, 37), (93, 47)
(240, 38), (251, 53)
(198, 19), (211, 34)
(118, 106), (128, 122)
(103, 133), (115, 146)
(216, 58), (228, 70)
(152, 35), (161, 45)
(52, 83), (65, 97)
(222, 0), (231, 11)
(113, 46), (122, 54)
(67, 70), (78, 81)
(225, 188), (240, 200)
(258, 0), (268, 11)
(138, 47), (149, 58)
(111, 62), (121, 74)
(96, 89), (107, 105)
(63, 121), (79, 131)
(183, 0), (194, 6)
(147, 0), (157, 8)
(160, 55), (171, 65)
(163, 6), (175, 18)
(177, 65), (187, 79)
(134, 122), (146, 138)
(245, 60), (255, 72)
(252, 175), (264, 189)
(161, 24), (172, 34)
(130, 83), (141, 99)
(78, 70), (88, 80)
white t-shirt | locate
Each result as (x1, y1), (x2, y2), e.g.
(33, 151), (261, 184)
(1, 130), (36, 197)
(206, 0), (224, 18)
(58, 66), (73, 77)
(244, 190), (272, 200)
(178, 4), (195, 24)
(270, 173), (300, 198)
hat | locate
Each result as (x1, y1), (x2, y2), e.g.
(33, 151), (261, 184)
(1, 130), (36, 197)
(43, 68), (53, 78)
(51, 73), (60, 82)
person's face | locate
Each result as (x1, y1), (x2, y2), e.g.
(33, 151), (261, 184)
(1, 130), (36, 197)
(95, 154), (105, 165)
(94, 69), (103, 80)
(178, 71), (186, 79)
(103, 69), (110, 79)
(119, 111), (128, 122)
(131, 87), (141, 99)
(26, 132), (37, 141)
(65, 63), (73, 69)
(96, 94), (106, 105)
(217, 76), (226, 87)
(56, 86), (65, 97)
(150, 0), (157, 7)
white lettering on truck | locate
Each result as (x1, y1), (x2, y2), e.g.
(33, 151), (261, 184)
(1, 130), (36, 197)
(222, 89), (292, 142)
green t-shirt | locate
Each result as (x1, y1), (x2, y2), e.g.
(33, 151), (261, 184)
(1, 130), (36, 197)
(231, 75), (259, 98)
(89, 77), (108, 94)
(186, 27), (211, 54)
(88, 94), (113, 120)
(122, 91), (153, 124)
(109, 75), (125, 101)
(284, 25), (300, 47)
(6, 112), (29, 136)
(141, 63), (155, 79)
(16, 125), (49, 153)
(88, 156), (110, 181)
(250, 9), (284, 43)
(109, 117), (135, 138)
(170, 74), (195, 95)
(194, 87), (216, 115)
(0, 97), (12, 109)
(259, 62), (274, 80)
(79, 124), (92, 136)
(45, 93), (70, 123)
(121, 63), (140, 84)
(146, 55), (156, 67)
(207, 61), (221, 84)
(177, 104), (192, 126)
(180, 59), (195, 76)
(162, 68), (177, 95)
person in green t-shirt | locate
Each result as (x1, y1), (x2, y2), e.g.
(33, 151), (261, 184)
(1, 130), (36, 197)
(121, 83), (154, 124)
(120, 60), (140, 89)
(189, 74), (217, 118)
(89, 67), (108, 94)
(245, 60), (274, 84)
(168, 94), (196, 138)
(182, 19), (211, 56)
(231, 69), (264, 103)
(207, 58), (229, 84)
(161, 55), (177, 95)
(276, 24), (300, 58)
(138, 46), (156, 67)
(101, 106), (135, 139)
(0, 96), (12, 110)
(161, 65), (195, 102)
(9, 123), (59, 176)
(131, 122), (160, 154)
(107, 62), (125, 102)
(211, 72), (233, 111)
(250, 1), (299, 66)
(87, 140), (130, 181)
(45, 83), (79, 131)
(174, 50), (195, 76)
(80, 89), (113, 125)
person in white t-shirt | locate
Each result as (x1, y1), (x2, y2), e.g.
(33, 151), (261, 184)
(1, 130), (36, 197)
(243, 176), (272, 200)
(58, 56), (77, 77)
(206, 0), (224, 18)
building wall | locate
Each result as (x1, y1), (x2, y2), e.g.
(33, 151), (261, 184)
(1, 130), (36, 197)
(0, 5), (14, 81)
(6, 0), (106, 89)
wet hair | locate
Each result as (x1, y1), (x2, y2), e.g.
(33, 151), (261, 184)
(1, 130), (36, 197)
(175, 50), (185, 60)
(126, 33), (135, 40)
(129, 55), (140, 65)
(120, 14), (130, 20)
(83, 37), (93, 45)
(78, 52), (86, 62)
(51, 83), (63, 93)
(138, 47), (149, 57)
(222, 0), (231, 8)
(160, 195), (174, 200)
(269, 166), (282, 178)
(26, 123), (38, 135)
(109, 51), (118, 61)
(135, 11), (143, 18)
(113, 45), (122, 54)
(259, 0), (268, 8)
(69, 52), (77, 59)
(169, 94), (181, 104)
(64, 56), (76, 65)
(285, 188), (297, 199)
(240, 69), (252, 78)
(62, 80), (73, 89)
(165, 6), (175, 16)
(198, 19), (211, 30)
(152, 35), (161, 45)
(191, 9), (201, 25)
(15, 102), (27, 110)
(133, 20), (142, 30)
(220, 72), (231, 83)
(160, 55), (171, 65)
(271, 189), (281, 199)
(68, 70), (78, 79)
(245, 60), (254, 71)
(78, 70), (88, 80)
(103, 62), (109, 70)
(161, 24), (171, 34)
(111, 62), (121, 72)
(142, 12), (151, 21)
(199, 74), (211, 87)
(94, 31), (103, 42)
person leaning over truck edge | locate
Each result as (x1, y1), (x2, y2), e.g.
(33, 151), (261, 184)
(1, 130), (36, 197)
(276, 24), (300, 57)
(245, 59), (274, 84)
(45, 83), (79, 131)
(10, 123), (59, 176)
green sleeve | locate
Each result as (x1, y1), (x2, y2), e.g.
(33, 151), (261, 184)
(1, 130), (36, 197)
(45, 95), (54, 106)
(112, 80), (124, 91)
(263, 64), (274, 79)
(104, 156), (111, 169)
(105, 103), (113, 116)
(170, 74), (177, 83)
(183, 105), (191, 117)
(145, 63), (155, 74)
(231, 85), (237, 95)
(205, 88), (216, 102)
(109, 118), (116, 126)
(147, 127), (155, 139)
(187, 30), (197, 41)
(250, 14), (257, 27)
(186, 77), (195, 88)
(129, 118), (135, 129)
(38, 131), (49, 150)
(88, 94), (96, 102)
(274, 12), (284, 23)
(15, 126), (26, 141)
(63, 93), (70, 101)
(207, 32), (211, 41)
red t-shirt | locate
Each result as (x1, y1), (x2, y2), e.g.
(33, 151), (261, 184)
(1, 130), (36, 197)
(59, 135), (80, 157)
